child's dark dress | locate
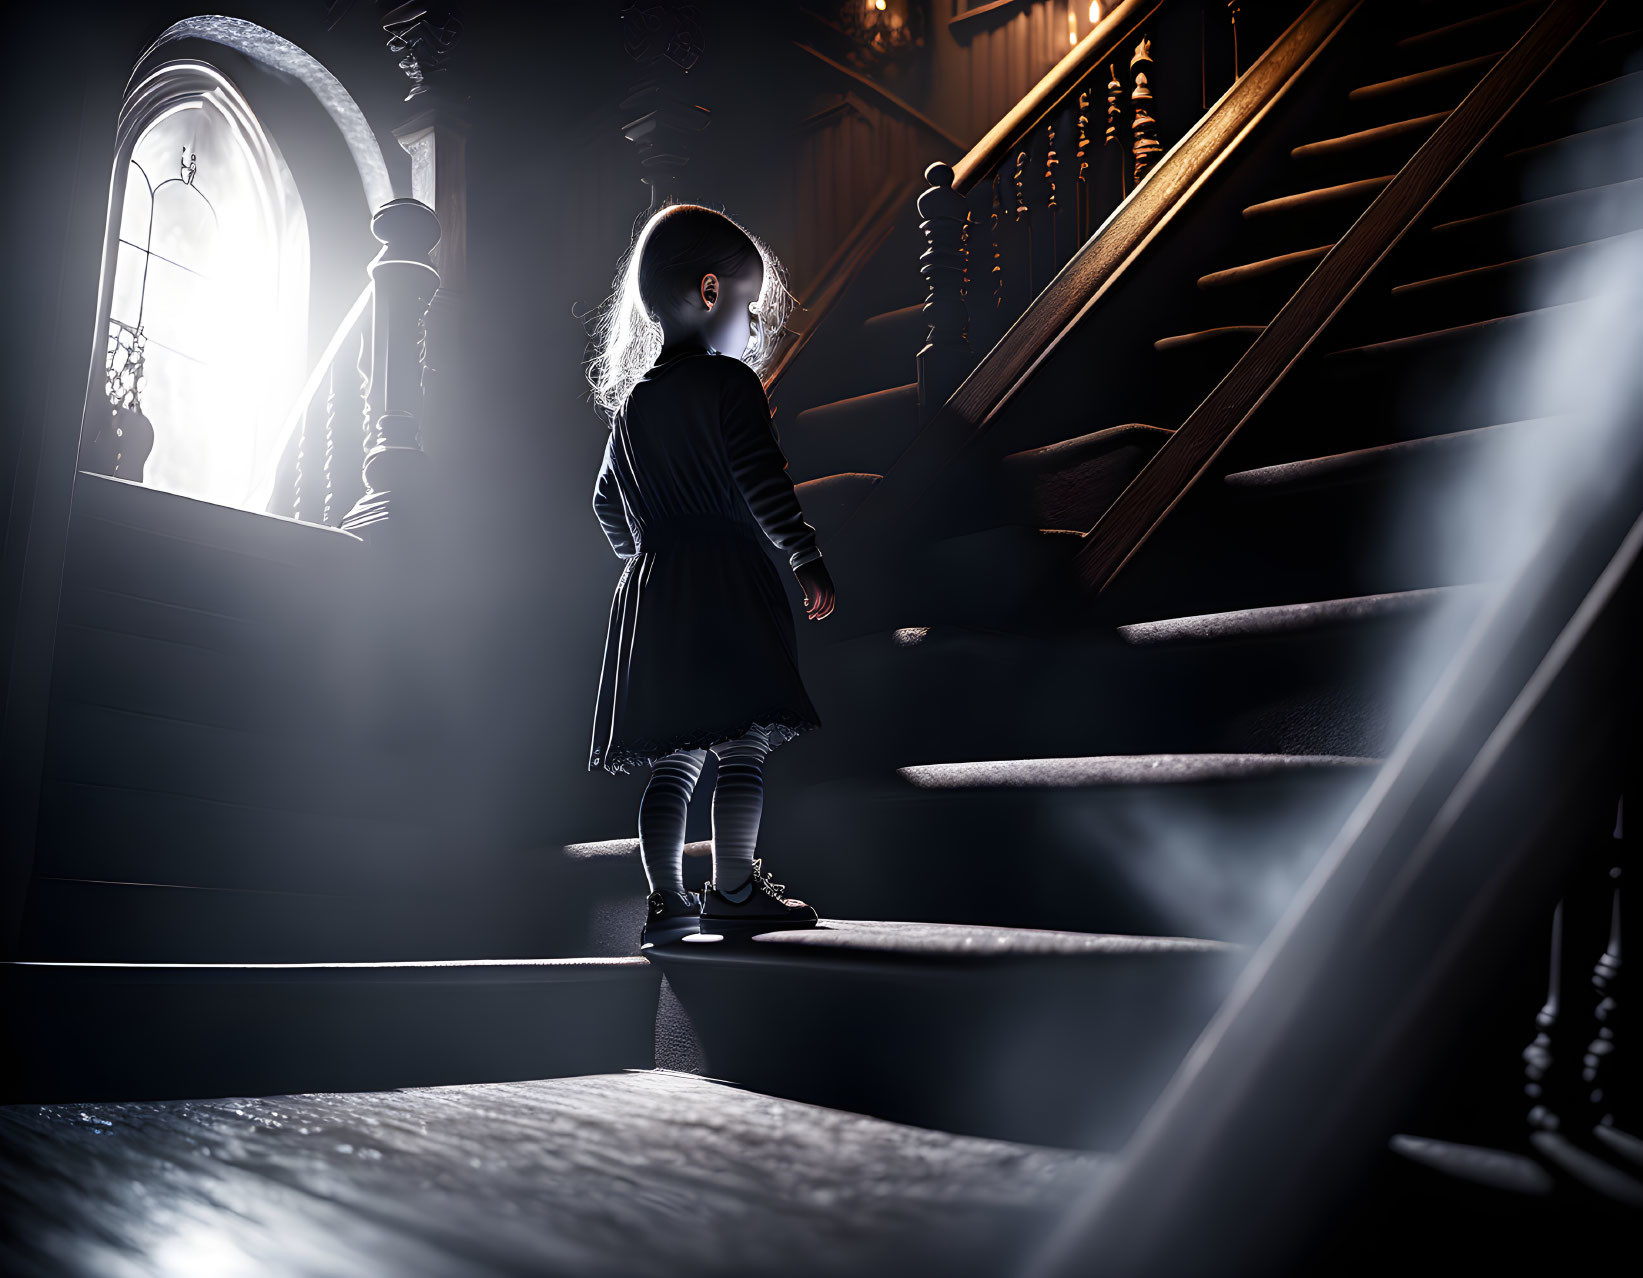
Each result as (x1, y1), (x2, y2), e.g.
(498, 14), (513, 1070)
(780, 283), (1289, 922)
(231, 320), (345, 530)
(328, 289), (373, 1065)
(588, 349), (823, 775)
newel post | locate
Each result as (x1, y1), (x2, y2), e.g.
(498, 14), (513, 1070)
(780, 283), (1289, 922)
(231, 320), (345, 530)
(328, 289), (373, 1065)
(342, 198), (441, 540)
(917, 161), (973, 422)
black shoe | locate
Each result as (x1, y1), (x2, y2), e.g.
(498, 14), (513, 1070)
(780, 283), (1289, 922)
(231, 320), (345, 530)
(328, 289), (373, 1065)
(699, 860), (818, 936)
(641, 889), (701, 949)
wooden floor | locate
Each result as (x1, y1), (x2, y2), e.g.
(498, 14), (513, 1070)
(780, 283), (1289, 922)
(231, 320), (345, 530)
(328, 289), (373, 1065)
(0, 1070), (1103, 1277)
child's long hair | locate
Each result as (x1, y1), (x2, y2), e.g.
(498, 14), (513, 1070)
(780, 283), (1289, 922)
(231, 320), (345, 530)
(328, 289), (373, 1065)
(586, 204), (792, 423)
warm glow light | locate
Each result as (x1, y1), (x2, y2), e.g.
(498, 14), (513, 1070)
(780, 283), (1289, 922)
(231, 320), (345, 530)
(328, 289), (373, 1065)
(1090, 1), (1103, 20)
(875, 0), (886, 10)
(1069, 4), (1078, 45)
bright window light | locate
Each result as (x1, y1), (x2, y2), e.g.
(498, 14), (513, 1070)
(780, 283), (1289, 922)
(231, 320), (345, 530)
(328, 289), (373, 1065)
(107, 84), (308, 511)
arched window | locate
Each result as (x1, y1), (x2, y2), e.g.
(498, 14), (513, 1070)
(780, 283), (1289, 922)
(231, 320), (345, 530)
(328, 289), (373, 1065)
(88, 63), (309, 512)
(82, 17), (396, 522)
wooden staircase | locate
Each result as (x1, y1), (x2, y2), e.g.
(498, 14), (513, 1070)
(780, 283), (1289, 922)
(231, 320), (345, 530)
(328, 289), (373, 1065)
(6, 4), (1640, 1269)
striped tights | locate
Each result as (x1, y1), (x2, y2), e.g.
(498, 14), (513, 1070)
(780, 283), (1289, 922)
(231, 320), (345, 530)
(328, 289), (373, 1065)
(637, 726), (772, 896)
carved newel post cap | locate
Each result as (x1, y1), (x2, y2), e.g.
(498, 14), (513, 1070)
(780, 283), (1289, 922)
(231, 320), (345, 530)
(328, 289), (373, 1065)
(924, 160), (955, 187)
(371, 197), (442, 260)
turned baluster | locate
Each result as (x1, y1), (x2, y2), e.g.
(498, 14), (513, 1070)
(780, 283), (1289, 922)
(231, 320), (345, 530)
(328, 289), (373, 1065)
(1583, 865), (1628, 1136)
(1045, 120), (1060, 273)
(1076, 90), (1092, 245)
(1021, 131), (1054, 301)
(342, 198), (442, 539)
(1106, 62), (1125, 201)
(1524, 902), (1566, 1134)
(291, 404), (306, 519)
(997, 148), (1033, 329)
(915, 161), (973, 422)
(323, 324), (371, 527)
(989, 171), (1005, 325)
(1131, 36), (1162, 186)
(294, 395), (317, 522)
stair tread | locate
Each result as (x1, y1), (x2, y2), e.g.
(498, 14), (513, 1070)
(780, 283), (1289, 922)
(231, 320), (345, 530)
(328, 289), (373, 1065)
(1545, 66), (1643, 110)
(1291, 111), (1450, 161)
(1504, 111), (1643, 166)
(1390, 229), (1642, 297)
(1118, 586), (1481, 646)
(1154, 325), (1264, 353)
(1348, 51), (1499, 104)
(1327, 300), (1589, 359)
(897, 753), (1379, 790)
(1395, 1), (1538, 53)
(863, 303), (924, 328)
(1431, 175), (1643, 239)
(1222, 418), (1559, 489)
(1199, 244), (1332, 290)
(0, 1072), (1101, 1276)
(12, 955), (650, 978)
(794, 382), (919, 424)
(659, 917), (1235, 962)
(1243, 175), (1395, 220)
(1005, 423), (1170, 463)
(565, 837), (712, 862)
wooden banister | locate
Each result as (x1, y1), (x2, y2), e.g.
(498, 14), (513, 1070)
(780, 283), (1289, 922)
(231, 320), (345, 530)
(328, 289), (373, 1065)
(952, 0), (1164, 194)
(1076, 0), (1606, 595)
(341, 198), (441, 541)
(840, 0), (1359, 542)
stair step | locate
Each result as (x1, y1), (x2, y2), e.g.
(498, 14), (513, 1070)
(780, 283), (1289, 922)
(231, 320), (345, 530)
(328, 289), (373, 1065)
(994, 424), (1171, 532)
(1392, 232), (1638, 299)
(1102, 424), (1510, 612)
(762, 751), (1382, 944)
(1243, 175), (1394, 222)
(898, 752), (1379, 789)
(0, 956), (659, 1102)
(862, 302), (924, 341)
(1500, 114), (1643, 200)
(793, 471), (881, 535)
(786, 383), (919, 478)
(562, 837), (713, 954)
(1394, 1), (1539, 57)
(811, 574), (1452, 773)
(1429, 177), (1643, 269)
(1221, 417), (1556, 492)
(1116, 586), (1476, 647)
(1348, 52), (1500, 105)
(1198, 245), (1331, 291)
(649, 918), (1240, 1148)
(1370, 232), (1634, 334)
(834, 524), (1083, 636)
(1153, 325), (1264, 354)
(1291, 111), (1450, 163)
(793, 382), (919, 432)
(1326, 300), (1589, 364)
(0, 1071), (1102, 1278)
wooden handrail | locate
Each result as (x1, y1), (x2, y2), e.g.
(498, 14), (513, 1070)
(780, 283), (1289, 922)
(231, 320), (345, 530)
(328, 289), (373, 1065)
(836, 0), (1360, 547)
(952, 0), (1163, 194)
(1076, 0), (1606, 595)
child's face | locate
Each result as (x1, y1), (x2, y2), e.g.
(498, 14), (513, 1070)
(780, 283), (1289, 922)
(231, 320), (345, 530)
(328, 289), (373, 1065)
(703, 259), (766, 359)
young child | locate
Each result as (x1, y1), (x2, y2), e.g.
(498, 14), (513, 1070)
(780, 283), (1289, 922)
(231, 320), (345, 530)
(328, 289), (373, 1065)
(586, 203), (837, 948)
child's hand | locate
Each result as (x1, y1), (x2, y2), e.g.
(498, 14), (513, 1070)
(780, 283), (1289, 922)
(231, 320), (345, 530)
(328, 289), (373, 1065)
(795, 560), (836, 620)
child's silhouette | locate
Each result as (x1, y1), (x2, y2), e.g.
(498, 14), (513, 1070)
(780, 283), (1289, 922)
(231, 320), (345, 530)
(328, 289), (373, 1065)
(586, 204), (836, 948)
